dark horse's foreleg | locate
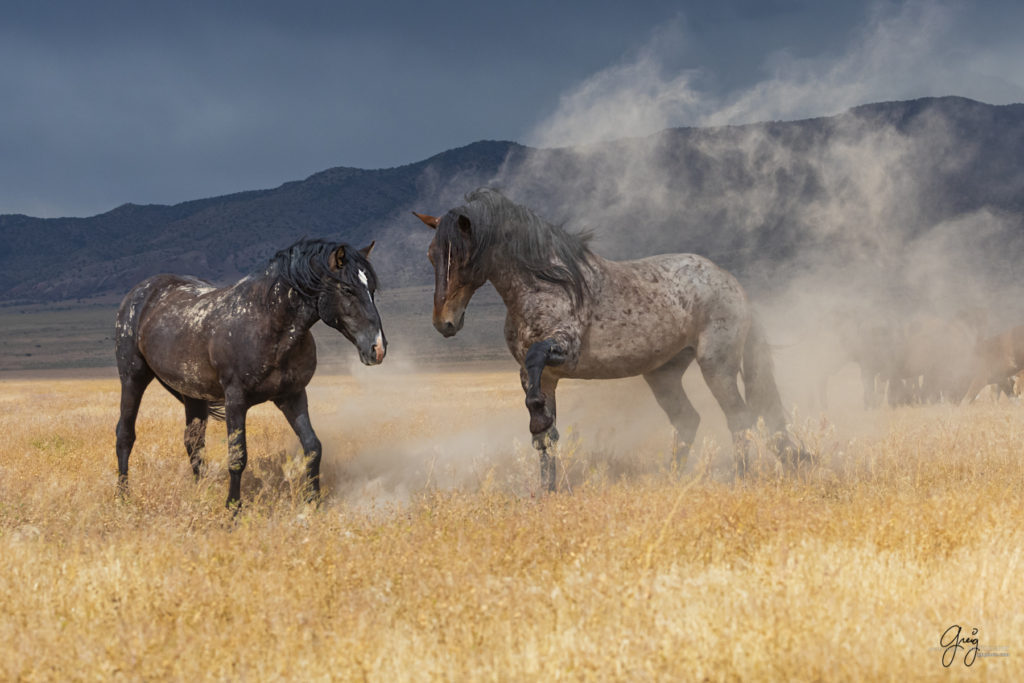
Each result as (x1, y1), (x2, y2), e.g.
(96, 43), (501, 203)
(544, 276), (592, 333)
(522, 339), (566, 492)
(224, 392), (250, 509)
(115, 364), (154, 497)
(183, 398), (209, 480)
(642, 349), (700, 469)
(275, 390), (323, 503)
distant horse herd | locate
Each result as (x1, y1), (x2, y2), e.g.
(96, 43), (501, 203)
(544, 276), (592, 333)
(113, 188), (1019, 507)
(815, 309), (1024, 410)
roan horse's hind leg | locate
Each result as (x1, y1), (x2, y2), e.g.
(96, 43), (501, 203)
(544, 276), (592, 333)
(183, 398), (209, 480)
(699, 360), (755, 478)
(274, 390), (323, 503)
(642, 348), (700, 469)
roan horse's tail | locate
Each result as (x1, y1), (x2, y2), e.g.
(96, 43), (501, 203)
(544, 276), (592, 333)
(741, 316), (791, 438)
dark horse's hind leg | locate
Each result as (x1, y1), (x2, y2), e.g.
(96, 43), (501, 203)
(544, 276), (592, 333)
(275, 390), (323, 503)
(115, 363), (155, 497)
(183, 398), (209, 480)
(643, 349), (700, 469)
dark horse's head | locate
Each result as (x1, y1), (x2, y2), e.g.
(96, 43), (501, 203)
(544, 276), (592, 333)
(413, 208), (487, 337)
(276, 240), (386, 365)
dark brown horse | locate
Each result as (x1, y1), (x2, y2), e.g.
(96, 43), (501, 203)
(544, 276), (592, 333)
(114, 239), (386, 508)
(414, 188), (805, 490)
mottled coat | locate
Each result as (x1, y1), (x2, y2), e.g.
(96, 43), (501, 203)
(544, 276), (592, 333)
(416, 188), (799, 490)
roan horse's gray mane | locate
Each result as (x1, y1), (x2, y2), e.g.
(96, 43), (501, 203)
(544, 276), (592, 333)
(442, 188), (594, 305)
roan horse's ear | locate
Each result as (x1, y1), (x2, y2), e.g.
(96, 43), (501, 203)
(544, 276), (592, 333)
(359, 241), (375, 259)
(412, 212), (440, 229)
(457, 214), (471, 235)
(328, 245), (346, 271)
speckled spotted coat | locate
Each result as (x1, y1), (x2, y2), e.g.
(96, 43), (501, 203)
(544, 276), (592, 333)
(416, 189), (801, 490)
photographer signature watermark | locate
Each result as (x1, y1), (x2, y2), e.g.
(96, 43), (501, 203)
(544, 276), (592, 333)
(930, 625), (1010, 667)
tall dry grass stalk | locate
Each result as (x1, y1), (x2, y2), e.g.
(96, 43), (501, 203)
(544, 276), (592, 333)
(0, 373), (1021, 680)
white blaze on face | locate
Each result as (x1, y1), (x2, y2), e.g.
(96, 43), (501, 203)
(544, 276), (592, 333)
(359, 267), (384, 361)
(359, 267), (377, 306)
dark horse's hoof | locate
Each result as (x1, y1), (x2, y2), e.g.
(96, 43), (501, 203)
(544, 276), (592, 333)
(225, 498), (242, 517)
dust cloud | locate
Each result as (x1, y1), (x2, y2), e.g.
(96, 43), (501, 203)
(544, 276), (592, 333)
(482, 0), (1024, 416)
(302, 367), (732, 509)
(312, 2), (1023, 505)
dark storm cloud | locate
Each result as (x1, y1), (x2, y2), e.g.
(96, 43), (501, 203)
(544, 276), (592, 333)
(0, 0), (1021, 217)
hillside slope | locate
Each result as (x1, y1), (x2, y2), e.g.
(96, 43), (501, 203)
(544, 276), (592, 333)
(2, 97), (1022, 312)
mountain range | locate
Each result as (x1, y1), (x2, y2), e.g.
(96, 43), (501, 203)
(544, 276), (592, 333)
(2, 96), (1023, 316)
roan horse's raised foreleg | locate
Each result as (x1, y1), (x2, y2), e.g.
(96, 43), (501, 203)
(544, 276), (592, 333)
(522, 338), (567, 492)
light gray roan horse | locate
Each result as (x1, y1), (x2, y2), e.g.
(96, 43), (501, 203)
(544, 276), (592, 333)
(414, 188), (806, 491)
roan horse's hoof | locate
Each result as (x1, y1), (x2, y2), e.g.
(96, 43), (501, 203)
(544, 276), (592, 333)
(529, 409), (554, 435)
(526, 393), (553, 434)
(532, 426), (560, 450)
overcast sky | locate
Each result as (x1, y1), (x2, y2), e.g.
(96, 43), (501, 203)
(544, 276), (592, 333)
(2, 0), (1022, 218)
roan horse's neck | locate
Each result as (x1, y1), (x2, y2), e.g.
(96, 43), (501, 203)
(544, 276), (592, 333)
(483, 245), (602, 314)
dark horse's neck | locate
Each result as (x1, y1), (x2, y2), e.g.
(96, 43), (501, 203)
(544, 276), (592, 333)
(232, 262), (321, 334)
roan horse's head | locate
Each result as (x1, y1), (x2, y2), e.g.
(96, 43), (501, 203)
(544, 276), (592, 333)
(413, 210), (487, 337)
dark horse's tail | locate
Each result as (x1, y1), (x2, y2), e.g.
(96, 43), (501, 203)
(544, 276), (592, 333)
(155, 378), (226, 421)
(742, 317), (810, 466)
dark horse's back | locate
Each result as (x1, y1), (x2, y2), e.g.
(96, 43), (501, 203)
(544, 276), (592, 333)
(115, 274), (213, 363)
(114, 274), (222, 397)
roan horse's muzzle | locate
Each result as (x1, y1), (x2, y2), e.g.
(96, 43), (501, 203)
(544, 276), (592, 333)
(433, 310), (465, 338)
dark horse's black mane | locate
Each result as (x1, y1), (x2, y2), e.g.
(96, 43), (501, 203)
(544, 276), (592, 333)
(445, 188), (593, 305)
(262, 238), (374, 299)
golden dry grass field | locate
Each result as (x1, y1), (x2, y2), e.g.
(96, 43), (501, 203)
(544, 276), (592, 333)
(1, 358), (1023, 680)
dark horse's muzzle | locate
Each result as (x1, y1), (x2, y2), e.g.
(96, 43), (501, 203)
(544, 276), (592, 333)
(357, 330), (387, 365)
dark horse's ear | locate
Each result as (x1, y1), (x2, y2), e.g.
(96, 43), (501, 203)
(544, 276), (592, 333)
(412, 212), (439, 229)
(457, 214), (471, 235)
(359, 241), (375, 259)
(328, 245), (346, 271)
